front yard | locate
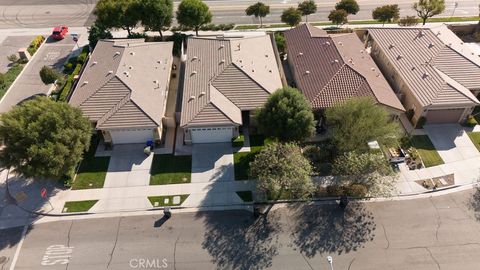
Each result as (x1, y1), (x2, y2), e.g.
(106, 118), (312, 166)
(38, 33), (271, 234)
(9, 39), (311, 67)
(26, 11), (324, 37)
(468, 132), (480, 152)
(409, 135), (444, 168)
(233, 135), (270, 180)
(63, 200), (98, 213)
(150, 154), (192, 185)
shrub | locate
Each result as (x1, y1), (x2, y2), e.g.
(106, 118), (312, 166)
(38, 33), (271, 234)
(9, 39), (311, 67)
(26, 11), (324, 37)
(275, 32), (286, 54)
(398, 16), (418, 26)
(326, 185), (345, 196)
(63, 62), (74, 74)
(415, 116), (426, 129)
(58, 64), (82, 102)
(7, 54), (18, 63)
(465, 115), (478, 127)
(345, 183), (368, 198)
(77, 53), (87, 65)
(39, 66), (61, 85)
(127, 32), (147, 39)
(28, 35), (45, 55)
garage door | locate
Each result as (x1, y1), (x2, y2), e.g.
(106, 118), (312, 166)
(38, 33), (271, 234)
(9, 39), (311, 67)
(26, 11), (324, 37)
(190, 127), (233, 143)
(425, 109), (465, 124)
(110, 129), (153, 144)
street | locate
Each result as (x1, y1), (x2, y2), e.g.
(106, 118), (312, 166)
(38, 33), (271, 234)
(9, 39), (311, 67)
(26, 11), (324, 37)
(0, 189), (479, 269)
(0, 0), (477, 28)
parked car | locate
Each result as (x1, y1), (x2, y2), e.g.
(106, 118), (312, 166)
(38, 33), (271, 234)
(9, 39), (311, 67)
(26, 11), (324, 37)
(51, 26), (68, 40)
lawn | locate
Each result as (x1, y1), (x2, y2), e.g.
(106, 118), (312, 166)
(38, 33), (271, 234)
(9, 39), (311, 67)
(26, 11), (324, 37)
(72, 156), (110, 190)
(468, 132), (480, 152)
(232, 135), (244, 148)
(233, 134), (272, 180)
(63, 200), (98, 213)
(148, 194), (189, 207)
(0, 64), (24, 99)
(410, 135), (444, 168)
(150, 154), (192, 185)
(236, 191), (253, 202)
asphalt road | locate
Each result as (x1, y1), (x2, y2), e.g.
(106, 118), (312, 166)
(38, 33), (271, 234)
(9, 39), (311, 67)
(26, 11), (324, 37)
(0, 0), (477, 29)
(1, 189), (480, 269)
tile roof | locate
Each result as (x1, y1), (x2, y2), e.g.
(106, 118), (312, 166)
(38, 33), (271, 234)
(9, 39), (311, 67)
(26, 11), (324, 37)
(69, 39), (173, 129)
(367, 25), (480, 107)
(285, 24), (404, 111)
(180, 35), (282, 127)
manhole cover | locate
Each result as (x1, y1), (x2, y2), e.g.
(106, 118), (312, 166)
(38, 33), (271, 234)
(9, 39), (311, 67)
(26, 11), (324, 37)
(0, 256), (7, 264)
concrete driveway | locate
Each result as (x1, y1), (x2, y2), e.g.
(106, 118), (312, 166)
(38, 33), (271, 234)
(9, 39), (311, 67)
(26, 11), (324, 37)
(103, 144), (153, 188)
(0, 35), (34, 73)
(425, 124), (480, 163)
(191, 143), (234, 183)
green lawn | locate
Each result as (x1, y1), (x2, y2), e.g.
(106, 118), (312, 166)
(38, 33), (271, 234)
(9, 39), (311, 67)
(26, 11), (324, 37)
(63, 200), (98, 213)
(150, 154), (192, 185)
(72, 156), (110, 190)
(233, 134), (272, 180)
(236, 191), (253, 202)
(148, 194), (189, 207)
(232, 135), (244, 148)
(468, 132), (480, 152)
(411, 135), (444, 168)
(0, 64), (24, 99)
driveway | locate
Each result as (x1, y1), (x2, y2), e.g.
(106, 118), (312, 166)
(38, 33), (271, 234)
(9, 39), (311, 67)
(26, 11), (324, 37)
(191, 143), (234, 183)
(0, 35), (34, 73)
(0, 36), (76, 113)
(103, 144), (153, 188)
(424, 124), (480, 163)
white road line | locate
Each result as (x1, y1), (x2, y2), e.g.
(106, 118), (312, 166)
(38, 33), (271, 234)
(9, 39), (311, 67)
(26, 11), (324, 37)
(9, 223), (28, 270)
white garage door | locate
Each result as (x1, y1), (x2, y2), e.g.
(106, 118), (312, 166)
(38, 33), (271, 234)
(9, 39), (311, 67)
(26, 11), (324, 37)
(190, 127), (233, 143)
(110, 129), (154, 144)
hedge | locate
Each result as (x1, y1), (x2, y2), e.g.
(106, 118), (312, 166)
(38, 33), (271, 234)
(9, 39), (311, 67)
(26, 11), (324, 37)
(58, 63), (82, 102)
(27, 35), (45, 56)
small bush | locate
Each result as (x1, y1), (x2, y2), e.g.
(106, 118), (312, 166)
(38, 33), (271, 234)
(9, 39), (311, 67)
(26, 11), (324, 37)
(326, 185), (345, 196)
(58, 64), (82, 102)
(28, 35), (45, 55)
(275, 32), (286, 54)
(398, 16), (418, 26)
(465, 115), (478, 127)
(345, 183), (368, 198)
(63, 62), (74, 74)
(128, 32), (147, 39)
(7, 54), (18, 63)
(39, 66), (61, 85)
(18, 58), (28, 64)
(415, 116), (426, 129)
(77, 53), (87, 64)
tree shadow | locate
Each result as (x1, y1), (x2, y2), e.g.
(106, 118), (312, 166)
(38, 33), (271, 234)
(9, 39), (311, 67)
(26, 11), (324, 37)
(289, 201), (376, 257)
(197, 210), (281, 270)
(468, 187), (480, 221)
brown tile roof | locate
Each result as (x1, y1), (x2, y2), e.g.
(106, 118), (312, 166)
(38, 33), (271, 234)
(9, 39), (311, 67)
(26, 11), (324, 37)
(284, 24), (405, 112)
(367, 26), (480, 107)
(69, 39), (173, 129)
(180, 35), (282, 127)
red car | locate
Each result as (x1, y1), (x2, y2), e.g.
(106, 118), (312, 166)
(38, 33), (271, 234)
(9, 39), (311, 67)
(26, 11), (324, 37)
(51, 26), (68, 40)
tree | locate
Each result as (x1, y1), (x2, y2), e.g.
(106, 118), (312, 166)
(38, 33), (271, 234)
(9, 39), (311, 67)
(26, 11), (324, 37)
(0, 97), (92, 180)
(413, 0), (445, 25)
(245, 2), (270, 28)
(88, 22), (113, 49)
(372, 4), (400, 26)
(333, 151), (396, 197)
(335, 0), (359, 15)
(256, 87), (315, 142)
(39, 66), (61, 85)
(328, 9), (348, 26)
(325, 97), (400, 153)
(176, 0), (212, 36)
(250, 142), (314, 200)
(281, 7), (302, 27)
(140, 0), (173, 39)
(94, 0), (142, 36)
(298, 0), (317, 22)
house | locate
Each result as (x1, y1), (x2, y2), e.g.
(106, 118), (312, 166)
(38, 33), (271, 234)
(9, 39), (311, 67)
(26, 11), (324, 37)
(366, 25), (480, 124)
(284, 24), (405, 119)
(179, 35), (283, 144)
(69, 39), (173, 145)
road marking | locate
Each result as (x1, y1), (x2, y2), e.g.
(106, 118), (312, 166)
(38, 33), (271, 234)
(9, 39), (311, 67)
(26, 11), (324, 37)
(41, 245), (74, 266)
(8, 223), (28, 270)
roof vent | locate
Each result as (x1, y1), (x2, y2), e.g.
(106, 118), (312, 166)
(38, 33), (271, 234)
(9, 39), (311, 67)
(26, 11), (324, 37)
(220, 59), (225, 64)
(298, 52), (304, 57)
(82, 81), (88, 85)
(220, 44), (225, 49)
(397, 55), (403, 60)
(371, 67), (375, 71)
(153, 80), (159, 84)
(92, 61), (98, 65)
(389, 44), (395, 49)
(418, 30), (424, 37)
(129, 66), (133, 70)
(130, 51), (135, 56)
(360, 50), (364, 53)
(333, 59), (339, 63)
(199, 91), (206, 96)
(305, 70), (310, 75)
(107, 70), (113, 75)
(423, 72), (430, 78)
(325, 41), (330, 45)
(114, 51), (120, 56)
(191, 71), (197, 75)
(189, 95), (196, 101)
(252, 69), (255, 72)
(428, 43), (435, 48)
(338, 41), (343, 46)
(192, 56), (198, 61)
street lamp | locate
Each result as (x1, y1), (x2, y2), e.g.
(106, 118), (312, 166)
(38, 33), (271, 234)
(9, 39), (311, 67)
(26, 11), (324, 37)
(451, 2), (459, 18)
(327, 256), (334, 270)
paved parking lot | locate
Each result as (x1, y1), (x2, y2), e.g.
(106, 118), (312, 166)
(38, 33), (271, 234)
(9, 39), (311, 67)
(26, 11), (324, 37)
(0, 35), (76, 113)
(0, 35), (34, 73)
